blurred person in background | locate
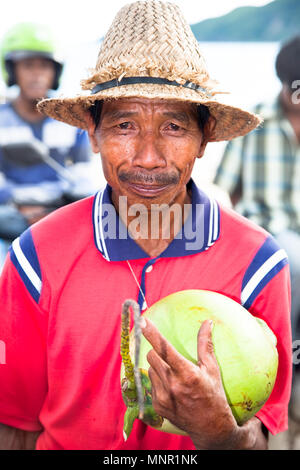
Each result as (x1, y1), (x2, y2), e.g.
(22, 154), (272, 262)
(214, 35), (300, 421)
(0, 22), (95, 263)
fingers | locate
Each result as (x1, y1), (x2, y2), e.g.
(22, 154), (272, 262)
(197, 319), (218, 369)
(147, 348), (171, 377)
(147, 349), (170, 402)
(141, 316), (218, 374)
(141, 317), (187, 373)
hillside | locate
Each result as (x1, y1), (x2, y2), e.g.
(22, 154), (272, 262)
(191, 0), (300, 42)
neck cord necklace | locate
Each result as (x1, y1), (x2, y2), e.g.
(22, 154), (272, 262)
(126, 260), (148, 310)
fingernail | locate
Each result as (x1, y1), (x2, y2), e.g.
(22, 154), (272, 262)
(140, 316), (147, 329)
(209, 320), (213, 327)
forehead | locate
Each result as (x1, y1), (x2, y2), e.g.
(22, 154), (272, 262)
(101, 97), (197, 117)
(15, 56), (54, 67)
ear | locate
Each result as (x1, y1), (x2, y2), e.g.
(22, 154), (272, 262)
(83, 111), (101, 154)
(197, 115), (216, 159)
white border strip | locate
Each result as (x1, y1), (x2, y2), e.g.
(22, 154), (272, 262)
(241, 248), (287, 306)
(12, 238), (42, 293)
(207, 196), (214, 247)
(212, 199), (219, 241)
(99, 189), (110, 261)
(207, 197), (219, 247)
(93, 191), (103, 253)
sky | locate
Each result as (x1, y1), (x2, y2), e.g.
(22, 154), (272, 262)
(0, 0), (273, 47)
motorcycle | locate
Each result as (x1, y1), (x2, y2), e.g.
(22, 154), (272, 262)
(0, 137), (99, 243)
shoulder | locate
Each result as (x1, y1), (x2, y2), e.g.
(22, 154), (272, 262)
(0, 103), (34, 145)
(41, 116), (81, 136)
(251, 99), (281, 133)
(0, 102), (13, 113)
(8, 196), (96, 304)
(219, 202), (285, 258)
(219, 202), (269, 244)
(0, 102), (17, 121)
(31, 195), (95, 248)
(226, 100), (279, 145)
(218, 203), (289, 309)
(41, 117), (85, 147)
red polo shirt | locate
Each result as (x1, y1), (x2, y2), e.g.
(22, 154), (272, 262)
(0, 181), (292, 449)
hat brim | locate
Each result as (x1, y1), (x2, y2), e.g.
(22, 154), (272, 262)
(37, 83), (262, 142)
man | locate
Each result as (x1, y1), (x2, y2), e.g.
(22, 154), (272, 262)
(0, 22), (93, 246)
(0, 1), (292, 450)
(213, 36), (300, 420)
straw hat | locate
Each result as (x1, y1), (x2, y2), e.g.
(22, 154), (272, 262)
(37, 0), (261, 142)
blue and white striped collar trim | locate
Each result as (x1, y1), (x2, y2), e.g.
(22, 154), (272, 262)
(92, 179), (221, 262)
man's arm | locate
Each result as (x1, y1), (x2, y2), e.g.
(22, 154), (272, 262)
(141, 317), (268, 450)
(0, 240), (48, 451)
(206, 415), (268, 451)
(0, 423), (41, 450)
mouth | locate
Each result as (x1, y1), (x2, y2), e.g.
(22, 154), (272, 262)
(28, 83), (48, 94)
(126, 182), (172, 198)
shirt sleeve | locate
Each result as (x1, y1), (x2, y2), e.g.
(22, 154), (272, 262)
(213, 136), (244, 196)
(248, 263), (292, 435)
(68, 129), (91, 163)
(0, 250), (48, 431)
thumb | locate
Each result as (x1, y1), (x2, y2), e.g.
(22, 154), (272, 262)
(197, 319), (217, 368)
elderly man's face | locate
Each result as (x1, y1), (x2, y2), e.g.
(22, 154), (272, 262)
(88, 98), (209, 207)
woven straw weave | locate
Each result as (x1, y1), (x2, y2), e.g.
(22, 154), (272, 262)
(82, 1), (214, 90)
(37, 0), (262, 142)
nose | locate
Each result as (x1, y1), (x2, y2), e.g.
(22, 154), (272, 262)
(133, 132), (166, 170)
(32, 65), (49, 80)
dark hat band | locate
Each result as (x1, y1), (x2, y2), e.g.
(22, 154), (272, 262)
(91, 76), (212, 97)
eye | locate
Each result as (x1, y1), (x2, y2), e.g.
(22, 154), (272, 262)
(164, 122), (186, 133)
(167, 122), (181, 131)
(118, 122), (133, 130)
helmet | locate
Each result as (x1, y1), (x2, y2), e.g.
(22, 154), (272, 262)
(1, 22), (63, 90)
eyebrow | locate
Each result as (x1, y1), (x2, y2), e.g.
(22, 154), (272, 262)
(162, 111), (190, 125)
(103, 110), (138, 121)
(103, 110), (191, 123)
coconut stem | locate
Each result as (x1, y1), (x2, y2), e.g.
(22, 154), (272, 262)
(121, 300), (135, 383)
(133, 302), (144, 419)
(121, 299), (144, 419)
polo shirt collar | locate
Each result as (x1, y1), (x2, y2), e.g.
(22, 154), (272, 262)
(92, 179), (220, 262)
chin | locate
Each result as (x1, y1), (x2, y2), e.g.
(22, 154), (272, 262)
(26, 91), (49, 102)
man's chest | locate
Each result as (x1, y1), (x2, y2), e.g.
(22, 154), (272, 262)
(48, 252), (243, 353)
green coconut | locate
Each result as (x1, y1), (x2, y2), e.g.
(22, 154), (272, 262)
(120, 290), (278, 440)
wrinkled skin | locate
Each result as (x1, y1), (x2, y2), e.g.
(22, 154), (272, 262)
(87, 97), (215, 257)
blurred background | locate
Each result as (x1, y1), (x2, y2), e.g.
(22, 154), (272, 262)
(1, 0), (297, 189)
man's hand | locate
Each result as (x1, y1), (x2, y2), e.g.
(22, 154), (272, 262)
(0, 423), (40, 450)
(141, 317), (268, 450)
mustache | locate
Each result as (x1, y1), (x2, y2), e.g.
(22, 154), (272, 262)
(118, 170), (180, 185)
